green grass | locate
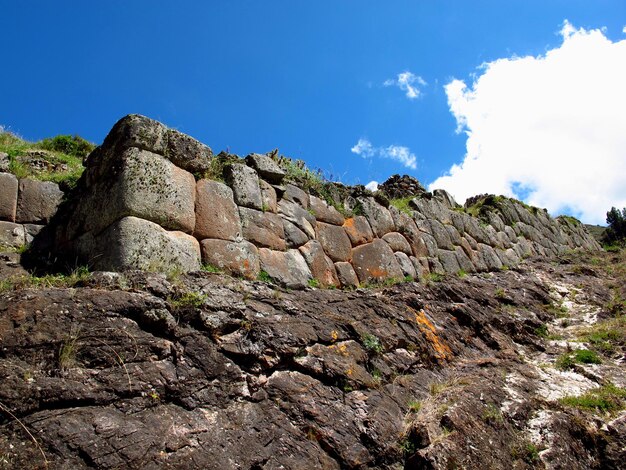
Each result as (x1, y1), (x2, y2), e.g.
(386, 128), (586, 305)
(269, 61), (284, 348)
(307, 278), (320, 288)
(361, 333), (383, 354)
(511, 441), (540, 464)
(1, 128), (93, 188)
(407, 399), (422, 413)
(389, 197), (414, 215)
(0, 266), (90, 292)
(534, 324), (549, 338)
(578, 316), (625, 354)
(555, 349), (601, 370)
(201, 263), (223, 274)
(169, 291), (207, 309)
(257, 270), (272, 283)
(560, 383), (626, 413)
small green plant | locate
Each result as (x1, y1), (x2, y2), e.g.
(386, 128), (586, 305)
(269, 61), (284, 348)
(389, 197), (414, 215)
(560, 383), (626, 413)
(511, 441), (540, 464)
(534, 324), (549, 338)
(456, 269), (467, 278)
(170, 291), (207, 309)
(257, 270), (272, 283)
(407, 399), (422, 413)
(361, 333), (383, 354)
(58, 326), (81, 369)
(495, 287), (506, 299)
(201, 263), (222, 274)
(307, 278), (320, 288)
(426, 272), (444, 283)
(482, 403), (504, 424)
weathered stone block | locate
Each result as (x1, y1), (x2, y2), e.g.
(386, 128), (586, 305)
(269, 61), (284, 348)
(195, 179), (241, 241)
(0, 172), (18, 222)
(437, 249), (461, 274)
(245, 153), (286, 184)
(351, 239), (403, 284)
(310, 196), (344, 225)
(0, 221), (26, 248)
(278, 200), (316, 239)
(342, 216), (374, 246)
(239, 207), (286, 251)
(260, 180), (277, 213)
(316, 222), (352, 262)
(200, 239), (259, 279)
(477, 243), (503, 271)
(16, 179), (63, 224)
(358, 197), (394, 238)
(24, 224), (44, 244)
(334, 261), (359, 288)
(283, 184), (310, 209)
(454, 246), (476, 273)
(382, 232), (412, 255)
(299, 240), (339, 288)
(226, 164), (263, 210)
(445, 224), (462, 246)
(283, 219), (309, 248)
(97, 114), (212, 173)
(395, 252), (416, 278)
(76, 216), (200, 272)
(410, 256), (430, 278)
(259, 248), (312, 288)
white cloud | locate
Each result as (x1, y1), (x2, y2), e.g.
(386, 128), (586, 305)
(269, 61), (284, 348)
(383, 71), (427, 99)
(429, 21), (626, 225)
(365, 181), (379, 191)
(351, 138), (417, 170)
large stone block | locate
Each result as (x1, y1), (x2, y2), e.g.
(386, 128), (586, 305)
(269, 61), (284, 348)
(259, 248), (312, 288)
(200, 239), (259, 279)
(0, 221), (26, 248)
(97, 114), (212, 173)
(76, 216), (200, 272)
(342, 216), (374, 246)
(283, 219), (309, 248)
(351, 239), (403, 284)
(225, 164), (263, 210)
(195, 179), (241, 241)
(310, 196), (344, 225)
(260, 180), (277, 213)
(394, 252), (416, 278)
(437, 249), (461, 274)
(0, 172), (18, 222)
(283, 184), (310, 209)
(382, 232), (412, 255)
(358, 197), (394, 238)
(239, 207), (286, 251)
(278, 200), (316, 239)
(244, 153), (286, 184)
(316, 222), (352, 262)
(299, 240), (339, 288)
(16, 179), (63, 224)
(477, 243), (503, 271)
(334, 261), (359, 288)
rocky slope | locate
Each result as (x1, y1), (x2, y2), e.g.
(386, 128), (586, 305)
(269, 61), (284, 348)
(0, 247), (624, 469)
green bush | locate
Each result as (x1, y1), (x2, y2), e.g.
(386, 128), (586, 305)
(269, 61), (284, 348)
(40, 134), (95, 159)
(602, 207), (626, 246)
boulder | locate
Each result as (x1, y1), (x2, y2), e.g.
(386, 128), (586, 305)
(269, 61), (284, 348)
(437, 249), (461, 274)
(432, 189), (459, 209)
(96, 114), (212, 174)
(342, 216), (374, 246)
(299, 240), (339, 288)
(24, 224), (44, 244)
(278, 199), (316, 239)
(417, 220), (454, 250)
(225, 164), (263, 210)
(15, 179), (63, 224)
(310, 196), (345, 225)
(454, 246), (476, 273)
(244, 154), (286, 184)
(283, 219), (309, 248)
(477, 243), (503, 271)
(334, 261), (360, 288)
(358, 197), (395, 238)
(410, 256), (430, 278)
(76, 216), (201, 272)
(0, 221), (26, 248)
(200, 239), (259, 279)
(316, 222), (352, 262)
(351, 239), (403, 284)
(394, 252), (416, 278)
(445, 224), (462, 246)
(239, 207), (286, 251)
(382, 232), (412, 255)
(195, 179), (241, 241)
(259, 248), (312, 288)
(260, 180), (277, 213)
(283, 184), (310, 209)
(0, 172), (18, 222)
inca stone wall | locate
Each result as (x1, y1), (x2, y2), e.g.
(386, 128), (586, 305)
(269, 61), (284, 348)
(32, 115), (600, 287)
(0, 171), (63, 249)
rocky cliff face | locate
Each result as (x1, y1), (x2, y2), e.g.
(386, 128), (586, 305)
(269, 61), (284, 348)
(29, 114), (599, 288)
(0, 248), (624, 469)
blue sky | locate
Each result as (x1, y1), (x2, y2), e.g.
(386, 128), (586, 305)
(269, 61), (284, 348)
(2, 1), (625, 224)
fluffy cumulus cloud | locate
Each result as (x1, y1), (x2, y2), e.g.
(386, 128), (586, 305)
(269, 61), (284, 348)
(351, 138), (417, 170)
(429, 21), (626, 224)
(384, 71), (427, 99)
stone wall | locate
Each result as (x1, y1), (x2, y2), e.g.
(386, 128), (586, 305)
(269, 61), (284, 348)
(0, 172), (63, 250)
(32, 115), (600, 287)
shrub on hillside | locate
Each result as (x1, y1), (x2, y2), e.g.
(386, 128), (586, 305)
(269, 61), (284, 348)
(40, 134), (95, 159)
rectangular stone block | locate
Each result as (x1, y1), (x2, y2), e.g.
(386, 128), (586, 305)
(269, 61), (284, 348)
(0, 221), (26, 248)
(0, 172), (18, 222)
(16, 179), (63, 224)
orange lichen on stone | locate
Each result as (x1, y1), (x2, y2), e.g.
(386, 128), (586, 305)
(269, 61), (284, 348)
(408, 306), (452, 361)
